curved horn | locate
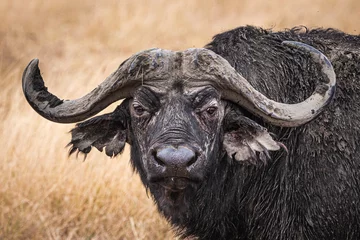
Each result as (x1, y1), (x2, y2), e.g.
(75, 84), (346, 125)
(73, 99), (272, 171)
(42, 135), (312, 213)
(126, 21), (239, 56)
(23, 43), (335, 127)
(22, 48), (172, 123)
(182, 42), (336, 127)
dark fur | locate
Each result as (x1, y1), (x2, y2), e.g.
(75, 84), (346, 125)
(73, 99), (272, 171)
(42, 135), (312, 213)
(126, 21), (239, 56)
(70, 26), (360, 239)
(197, 26), (360, 239)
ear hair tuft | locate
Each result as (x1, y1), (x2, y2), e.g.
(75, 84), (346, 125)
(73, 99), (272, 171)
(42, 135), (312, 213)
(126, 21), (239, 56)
(66, 102), (129, 159)
(223, 114), (285, 165)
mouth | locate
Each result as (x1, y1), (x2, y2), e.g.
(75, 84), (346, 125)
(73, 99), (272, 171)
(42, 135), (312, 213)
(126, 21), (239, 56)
(148, 176), (201, 206)
(154, 177), (193, 206)
(148, 177), (201, 212)
(158, 177), (192, 191)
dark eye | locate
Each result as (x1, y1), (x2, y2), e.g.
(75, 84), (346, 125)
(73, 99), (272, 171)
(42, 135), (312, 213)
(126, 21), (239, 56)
(133, 104), (146, 116)
(206, 106), (217, 115)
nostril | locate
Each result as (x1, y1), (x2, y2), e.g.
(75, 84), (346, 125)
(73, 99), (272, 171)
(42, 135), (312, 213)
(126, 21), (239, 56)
(152, 150), (165, 166)
(186, 153), (198, 167)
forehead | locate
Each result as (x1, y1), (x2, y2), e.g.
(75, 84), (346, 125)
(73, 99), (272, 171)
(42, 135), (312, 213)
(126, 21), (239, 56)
(132, 82), (220, 101)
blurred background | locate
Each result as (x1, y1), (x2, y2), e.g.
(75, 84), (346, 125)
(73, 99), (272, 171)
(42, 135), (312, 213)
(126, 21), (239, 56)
(0, 0), (359, 239)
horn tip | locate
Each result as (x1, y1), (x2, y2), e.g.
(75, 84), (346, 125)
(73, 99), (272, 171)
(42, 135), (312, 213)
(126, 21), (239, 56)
(31, 58), (40, 64)
(29, 58), (40, 74)
(26, 58), (40, 75)
(22, 58), (43, 92)
(23, 58), (40, 79)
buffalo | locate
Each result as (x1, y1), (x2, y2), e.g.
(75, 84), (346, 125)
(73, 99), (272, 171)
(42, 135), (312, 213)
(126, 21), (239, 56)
(22, 26), (360, 239)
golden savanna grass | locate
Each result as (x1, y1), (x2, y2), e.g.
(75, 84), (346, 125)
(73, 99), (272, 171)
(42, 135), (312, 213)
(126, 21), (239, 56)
(0, 0), (359, 239)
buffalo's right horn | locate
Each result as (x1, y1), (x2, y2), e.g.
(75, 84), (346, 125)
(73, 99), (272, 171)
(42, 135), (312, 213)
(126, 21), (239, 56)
(22, 49), (172, 123)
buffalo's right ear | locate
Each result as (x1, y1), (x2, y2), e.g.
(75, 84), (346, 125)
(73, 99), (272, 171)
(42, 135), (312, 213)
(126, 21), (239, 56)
(67, 100), (130, 158)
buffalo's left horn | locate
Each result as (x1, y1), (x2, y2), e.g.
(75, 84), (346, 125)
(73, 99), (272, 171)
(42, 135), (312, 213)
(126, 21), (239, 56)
(183, 43), (336, 127)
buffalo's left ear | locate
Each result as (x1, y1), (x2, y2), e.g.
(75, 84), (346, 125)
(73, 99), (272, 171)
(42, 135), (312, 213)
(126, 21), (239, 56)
(68, 100), (130, 158)
(223, 106), (282, 165)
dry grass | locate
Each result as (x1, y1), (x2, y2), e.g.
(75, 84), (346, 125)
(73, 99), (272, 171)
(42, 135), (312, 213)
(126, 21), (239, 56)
(0, 0), (358, 239)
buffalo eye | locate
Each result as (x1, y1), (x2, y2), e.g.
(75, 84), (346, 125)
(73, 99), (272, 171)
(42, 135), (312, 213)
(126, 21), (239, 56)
(206, 106), (217, 116)
(132, 103), (147, 116)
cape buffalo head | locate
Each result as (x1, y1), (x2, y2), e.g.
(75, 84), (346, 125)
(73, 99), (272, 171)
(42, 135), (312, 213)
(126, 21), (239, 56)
(22, 43), (335, 221)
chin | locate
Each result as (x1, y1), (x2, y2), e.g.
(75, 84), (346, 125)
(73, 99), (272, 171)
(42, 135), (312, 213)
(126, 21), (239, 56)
(149, 177), (199, 224)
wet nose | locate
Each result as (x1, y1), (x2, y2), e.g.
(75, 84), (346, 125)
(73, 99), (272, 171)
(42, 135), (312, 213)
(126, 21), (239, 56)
(154, 146), (197, 168)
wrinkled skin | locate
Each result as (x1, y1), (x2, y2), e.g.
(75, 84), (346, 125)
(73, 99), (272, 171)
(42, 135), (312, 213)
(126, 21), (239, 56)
(70, 83), (280, 230)
(66, 26), (360, 239)
(129, 85), (226, 222)
(126, 82), (279, 223)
